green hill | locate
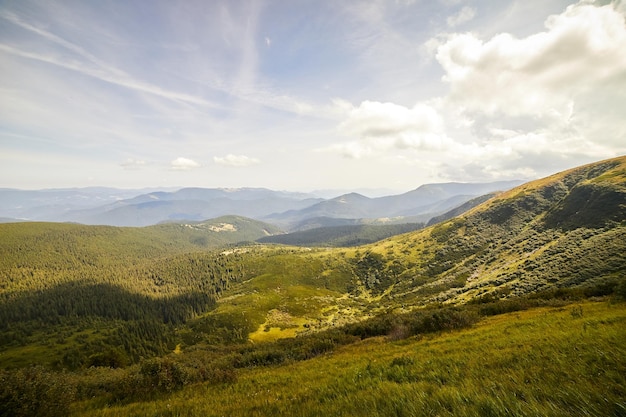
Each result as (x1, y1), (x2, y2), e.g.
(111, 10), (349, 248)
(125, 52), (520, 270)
(361, 155), (626, 305)
(0, 216), (280, 367)
(154, 215), (282, 246)
(257, 222), (424, 247)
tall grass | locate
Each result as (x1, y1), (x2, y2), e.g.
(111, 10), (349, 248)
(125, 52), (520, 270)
(71, 301), (626, 416)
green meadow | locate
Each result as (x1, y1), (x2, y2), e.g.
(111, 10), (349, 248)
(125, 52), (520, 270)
(70, 300), (625, 417)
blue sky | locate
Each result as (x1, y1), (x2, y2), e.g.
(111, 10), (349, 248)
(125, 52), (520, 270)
(1, 0), (625, 192)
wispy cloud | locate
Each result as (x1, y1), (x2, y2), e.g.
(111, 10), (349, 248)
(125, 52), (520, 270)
(120, 158), (147, 170)
(214, 154), (260, 167)
(0, 10), (124, 77)
(447, 6), (476, 27)
(0, 11), (216, 108)
(0, 43), (213, 107)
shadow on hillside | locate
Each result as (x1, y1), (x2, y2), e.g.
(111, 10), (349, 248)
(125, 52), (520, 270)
(543, 183), (626, 230)
(0, 282), (215, 329)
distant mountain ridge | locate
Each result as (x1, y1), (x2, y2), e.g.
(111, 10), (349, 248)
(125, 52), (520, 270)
(0, 187), (165, 221)
(266, 181), (522, 229)
(0, 181), (522, 227)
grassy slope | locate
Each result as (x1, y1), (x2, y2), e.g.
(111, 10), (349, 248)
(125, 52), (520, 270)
(72, 300), (626, 417)
(186, 247), (360, 345)
(358, 155), (626, 305)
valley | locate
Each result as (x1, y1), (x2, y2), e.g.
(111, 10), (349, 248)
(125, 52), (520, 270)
(0, 156), (625, 416)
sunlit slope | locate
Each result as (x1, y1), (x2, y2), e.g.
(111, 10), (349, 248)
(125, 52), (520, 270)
(360, 155), (626, 304)
(72, 301), (626, 417)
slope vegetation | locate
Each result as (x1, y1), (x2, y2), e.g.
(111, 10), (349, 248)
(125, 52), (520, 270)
(0, 217), (278, 367)
(67, 301), (625, 417)
(257, 222), (424, 247)
(358, 156), (626, 305)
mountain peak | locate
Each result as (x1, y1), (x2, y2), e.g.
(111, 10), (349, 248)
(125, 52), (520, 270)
(332, 192), (370, 202)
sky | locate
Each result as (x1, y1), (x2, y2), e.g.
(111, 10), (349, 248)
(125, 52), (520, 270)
(1, 0), (625, 193)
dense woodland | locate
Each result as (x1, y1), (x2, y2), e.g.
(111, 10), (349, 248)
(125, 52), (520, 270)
(258, 222), (425, 247)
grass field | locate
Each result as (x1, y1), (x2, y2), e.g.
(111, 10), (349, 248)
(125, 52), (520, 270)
(71, 300), (626, 417)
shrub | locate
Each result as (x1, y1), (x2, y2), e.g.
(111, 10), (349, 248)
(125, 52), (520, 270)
(138, 357), (192, 393)
(478, 299), (531, 316)
(234, 349), (286, 368)
(616, 279), (626, 300)
(0, 366), (76, 417)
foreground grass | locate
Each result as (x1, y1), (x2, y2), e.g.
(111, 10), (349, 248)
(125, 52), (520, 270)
(72, 300), (626, 417)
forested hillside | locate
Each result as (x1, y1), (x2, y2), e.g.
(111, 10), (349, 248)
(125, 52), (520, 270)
(0, 218), (278, 367)
(257, 222), (424, 247)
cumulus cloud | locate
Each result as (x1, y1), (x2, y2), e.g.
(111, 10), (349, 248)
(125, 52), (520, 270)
(339, 101), (443, 138)
(170, 157), (200, 170)
(446, 6), (476, 27)
(330, 100), (453, 158)
(434, 1), (626, 120)
(329, 1), (626, 180)
(430, 0), (626, 178)
(213, 154), (260, 167)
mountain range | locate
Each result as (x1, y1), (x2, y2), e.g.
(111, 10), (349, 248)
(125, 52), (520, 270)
(0, 180), (522, 229)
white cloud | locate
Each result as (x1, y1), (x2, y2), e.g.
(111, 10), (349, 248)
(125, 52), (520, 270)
(419, 1), (626, 180)
(170, 157), (200, 170)
(213, 154), (260, 167)
(339, 101), (444, 138)
(434, 1), (626, 120)
(120, 158), (147, 170)
(318, 99), (452, 159)
(327, 100), (453, 158)
(447, 6), (476, 27)
(328, 2), (626, 180)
